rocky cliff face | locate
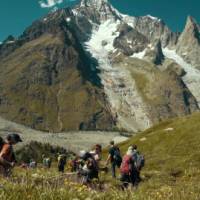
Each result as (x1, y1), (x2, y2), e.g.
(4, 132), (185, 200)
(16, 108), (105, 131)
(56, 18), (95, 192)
(129, 15), (179, 48)
(0, 0), (199, 132)
(176, 16), (200, 69)
(0, 7), (115, 132)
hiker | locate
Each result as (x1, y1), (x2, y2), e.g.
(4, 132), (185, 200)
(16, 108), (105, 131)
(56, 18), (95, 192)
(57, 154), (67, 173)
(130, 144), (145, 186)
(70, 155), (80, 172)
(78, 150), (99, 184)
(0, 133), (22, 177)
(46, 157), (52, 168)
(90, 144), (102, 166)
(120, 146), (135, 189)
(106, 141), (122, 178)
(90, 144), (108, 173)
(42, 155), (52, 169)
(29, 159), (37, 169)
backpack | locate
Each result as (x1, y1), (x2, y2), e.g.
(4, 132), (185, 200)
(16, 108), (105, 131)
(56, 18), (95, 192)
(135, 153), (145, 170)
(58, 155), (66, 166)
(120, 155), (132, 175)
(87, 157), (98, 171)
(113, 147), (122, 167)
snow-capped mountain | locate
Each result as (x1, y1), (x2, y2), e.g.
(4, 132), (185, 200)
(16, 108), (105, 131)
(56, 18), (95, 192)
(0, 0), (199, 132)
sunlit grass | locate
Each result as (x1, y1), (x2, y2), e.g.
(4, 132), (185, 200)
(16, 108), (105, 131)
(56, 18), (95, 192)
(1, 112), (200, 199)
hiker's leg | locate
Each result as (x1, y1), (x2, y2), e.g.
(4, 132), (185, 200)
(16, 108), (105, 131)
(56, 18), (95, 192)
(130, 170), (137, 186)
(135, 170), (141, 185)
(111, 162), (116, 178)
(120, 174), (129, 189)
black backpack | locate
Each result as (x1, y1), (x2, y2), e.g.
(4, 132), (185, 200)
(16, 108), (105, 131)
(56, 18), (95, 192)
(113, 147), (122, 167)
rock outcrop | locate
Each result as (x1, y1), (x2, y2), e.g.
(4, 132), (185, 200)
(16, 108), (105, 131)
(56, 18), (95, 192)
(176, 16), (200, 69)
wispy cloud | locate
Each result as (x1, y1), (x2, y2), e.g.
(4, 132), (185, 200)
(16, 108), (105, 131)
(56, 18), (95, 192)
(39, 0), (63, 8)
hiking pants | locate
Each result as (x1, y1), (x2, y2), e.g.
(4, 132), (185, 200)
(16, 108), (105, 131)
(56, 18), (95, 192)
(130, 169), (140, 186)
(58, 164), (64, 173)
(79, 169), (98, 183)
(120, 173), (131, 188)
(111, 162), (117, 178)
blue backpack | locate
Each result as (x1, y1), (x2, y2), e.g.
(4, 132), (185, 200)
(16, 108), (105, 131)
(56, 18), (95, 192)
(134, 152), (145, 170)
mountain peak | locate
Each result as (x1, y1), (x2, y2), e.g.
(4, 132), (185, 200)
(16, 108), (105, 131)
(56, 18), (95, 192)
(176, 15), (200, 69)
(80, 0), (108, 8)
(186, 15), (196, 25)
(75, 0), (119, 24)
(184, 15), (200, 34)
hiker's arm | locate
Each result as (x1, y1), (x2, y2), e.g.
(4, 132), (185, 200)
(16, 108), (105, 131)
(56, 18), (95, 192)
(0, 145), (15, 167)
(0, 157), (14, 167)
(106, 154), (111, 165)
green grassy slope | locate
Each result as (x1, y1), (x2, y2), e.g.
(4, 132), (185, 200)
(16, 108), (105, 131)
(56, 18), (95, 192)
(119, 111), (200, 172)
(1, 113), (200, 200)
(111, 112), (200, 199)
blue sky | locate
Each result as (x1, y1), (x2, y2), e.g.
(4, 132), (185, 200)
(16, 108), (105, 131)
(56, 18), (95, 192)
(0, 0), (199, 41)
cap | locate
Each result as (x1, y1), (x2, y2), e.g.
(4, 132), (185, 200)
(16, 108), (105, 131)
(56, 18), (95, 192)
(128, 146), (133, 151)
(7, 133), (22, 143)
(79, 150), (86, 158)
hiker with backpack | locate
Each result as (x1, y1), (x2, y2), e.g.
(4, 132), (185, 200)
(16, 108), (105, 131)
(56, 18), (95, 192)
(106, 141), (122, 178)
(57, 153), (67, 173)
(90, 144), (102, 166)
(78, 150), (99, 184)
(120, 146), (135, 189)
(0, 133), (22, 177)
(130, 144), (145, 186)
(42, 155), (52, 169)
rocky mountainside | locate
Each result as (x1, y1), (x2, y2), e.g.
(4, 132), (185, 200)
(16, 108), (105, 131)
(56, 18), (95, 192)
(0, 0), (199, 132)
(176, 16), (200, 69)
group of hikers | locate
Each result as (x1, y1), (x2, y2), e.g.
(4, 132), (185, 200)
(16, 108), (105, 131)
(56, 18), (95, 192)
(69, 141), (145, 188)
(0, 133), (145, 189)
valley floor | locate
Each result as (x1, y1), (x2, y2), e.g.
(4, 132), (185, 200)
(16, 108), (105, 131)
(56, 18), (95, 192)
(0, 116), (128, 152)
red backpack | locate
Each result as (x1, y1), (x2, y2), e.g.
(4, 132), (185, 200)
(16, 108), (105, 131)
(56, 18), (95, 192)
(120, 155), (132, 175)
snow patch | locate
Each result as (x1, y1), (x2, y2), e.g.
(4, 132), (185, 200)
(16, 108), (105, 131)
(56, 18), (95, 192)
(39, 0), (63, 8)
(131, 49), (146, 59)
(85, 19), (120, 54)
(66, 17), (71, 22)
(146, 15), (161, 22)
(122, 15), (137, 28)
(163, 48), (200, 106)
(6, 41), (15, 44)
(85, 19), (151, 131)
(127, 39), (132, 45)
